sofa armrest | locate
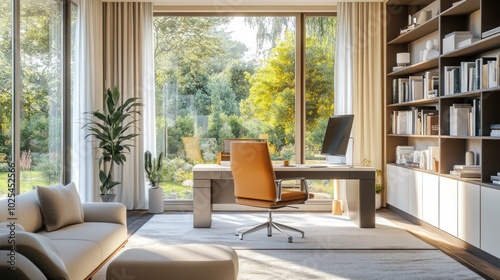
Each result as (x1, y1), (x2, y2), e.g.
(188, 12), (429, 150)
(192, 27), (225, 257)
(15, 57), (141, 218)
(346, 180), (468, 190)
(0, 232), (68, 279)
(0, 250), (48, 280)
(82, 202), (127, 225)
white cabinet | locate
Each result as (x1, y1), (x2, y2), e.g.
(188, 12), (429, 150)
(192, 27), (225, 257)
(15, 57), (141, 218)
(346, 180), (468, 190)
(422, 173), (439, 227)
(481, 187), (500, 259)
(386, 164), (408, 212)
(439, 177), (458, 237)
(458, 181), (480, 248)
(408, 169), (423, 219)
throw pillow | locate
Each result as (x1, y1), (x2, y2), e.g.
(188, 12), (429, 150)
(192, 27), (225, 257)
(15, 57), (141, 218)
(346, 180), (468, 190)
(36, 182), (84, 232)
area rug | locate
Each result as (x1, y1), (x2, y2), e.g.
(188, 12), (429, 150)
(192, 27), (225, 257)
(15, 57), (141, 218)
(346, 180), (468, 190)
(94, 213), (482, 279)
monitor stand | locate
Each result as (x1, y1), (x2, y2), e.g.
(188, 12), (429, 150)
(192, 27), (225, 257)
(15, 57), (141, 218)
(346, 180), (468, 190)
(325, 155), (354, 167)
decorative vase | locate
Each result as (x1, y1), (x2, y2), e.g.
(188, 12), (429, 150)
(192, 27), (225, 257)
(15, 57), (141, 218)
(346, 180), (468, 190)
(375, 193), (382, 210)
(100, 194), (116, 202)
(149, 187), (164, 214)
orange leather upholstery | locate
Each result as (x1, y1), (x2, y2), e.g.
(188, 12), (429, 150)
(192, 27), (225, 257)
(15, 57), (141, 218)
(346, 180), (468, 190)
(230, 141), (309, 208)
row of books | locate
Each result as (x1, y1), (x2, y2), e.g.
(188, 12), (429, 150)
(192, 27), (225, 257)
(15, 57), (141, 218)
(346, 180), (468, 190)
(391, 106), (438, 135)
(449, 101), (481, 136)
(450, 164), (480, 178)
(443, 56), (500, 95)
(391, 70), (439, 103)
(395, 145), (439, 172)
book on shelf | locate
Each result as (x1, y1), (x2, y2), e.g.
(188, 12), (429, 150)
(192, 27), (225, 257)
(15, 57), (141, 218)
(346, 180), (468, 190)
(409, 75), (424, 101)
(460, 62), (475, 92)
(475, 57), (497, 90)
(491, 130), (500, 137)
(493, 180), (500, 185)
(491, 175), (500, 181)
(453, 164), (480, 170)
(424, 70), (439, 98)
(443, 31), (473, 54)
(482, 26), (500, 39)
(450, 170), (481, 178)
(456, 37), (478, 49)
(426, 115), (439, 135)
(444, 66), (460, 95)
(449, 103), (472, 136)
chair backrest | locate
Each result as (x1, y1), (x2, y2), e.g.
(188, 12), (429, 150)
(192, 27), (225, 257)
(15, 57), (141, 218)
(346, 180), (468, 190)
(230, 141), (277, 201)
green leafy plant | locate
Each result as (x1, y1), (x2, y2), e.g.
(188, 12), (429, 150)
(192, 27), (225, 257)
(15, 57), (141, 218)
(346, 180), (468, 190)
(84, 87), (143, 195)
(362, 158), (383, 194)
(144, 150), (163, 188)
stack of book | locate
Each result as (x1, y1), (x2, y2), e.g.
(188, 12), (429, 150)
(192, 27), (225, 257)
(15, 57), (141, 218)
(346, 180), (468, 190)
(450, 165), (481, 178)
(396, 146), (414, 165)
(443, 31), (475, 54)
(391, 106), (438, 135)
(491, 124), (500, 137)
(492, 173), (500, 185)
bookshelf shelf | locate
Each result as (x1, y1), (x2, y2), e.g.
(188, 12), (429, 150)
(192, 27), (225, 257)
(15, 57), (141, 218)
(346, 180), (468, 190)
(388, 58), (439, 76)
(388, 16), (439, 44)
(441, 0), (479, 16)
(441, 33), (500, 58)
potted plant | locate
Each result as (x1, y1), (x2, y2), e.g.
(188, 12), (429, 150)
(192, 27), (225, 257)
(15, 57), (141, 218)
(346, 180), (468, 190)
(362, 159), (384, 209)
(84, 87), (143, 202)
(144, 150), (164, 213)
(375, 169), (383, 209)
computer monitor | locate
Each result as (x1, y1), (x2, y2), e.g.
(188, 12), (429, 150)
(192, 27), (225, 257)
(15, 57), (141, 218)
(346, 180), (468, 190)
(320, 114), (354, 163)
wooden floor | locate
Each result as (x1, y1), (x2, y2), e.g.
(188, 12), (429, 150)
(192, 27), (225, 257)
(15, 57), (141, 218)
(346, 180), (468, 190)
(126, 208), (500, 279)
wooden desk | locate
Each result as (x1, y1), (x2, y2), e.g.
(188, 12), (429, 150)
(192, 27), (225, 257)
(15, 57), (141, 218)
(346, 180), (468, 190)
(192, 164), (376, 228)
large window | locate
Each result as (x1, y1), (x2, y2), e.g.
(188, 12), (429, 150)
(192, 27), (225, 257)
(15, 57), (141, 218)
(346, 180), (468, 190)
(153, 14), (336, 201)
(0, 0), (74, 197)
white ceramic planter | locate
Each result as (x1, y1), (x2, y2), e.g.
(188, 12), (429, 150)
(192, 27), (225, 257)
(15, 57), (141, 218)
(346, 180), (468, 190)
(148, 188), (164, 214)
(375, 193), (382, 210)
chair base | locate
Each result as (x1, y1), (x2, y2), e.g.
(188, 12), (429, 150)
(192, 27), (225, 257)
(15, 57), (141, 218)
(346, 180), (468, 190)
(235, 211), (304, 243)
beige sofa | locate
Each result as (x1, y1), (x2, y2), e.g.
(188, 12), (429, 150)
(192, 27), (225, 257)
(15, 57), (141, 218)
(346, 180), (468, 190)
(0, 186), (128, 280)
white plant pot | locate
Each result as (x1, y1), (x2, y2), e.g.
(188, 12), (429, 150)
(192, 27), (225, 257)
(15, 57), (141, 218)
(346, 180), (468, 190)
(375, 193), (382, 210)
(148, 188), (164, 214)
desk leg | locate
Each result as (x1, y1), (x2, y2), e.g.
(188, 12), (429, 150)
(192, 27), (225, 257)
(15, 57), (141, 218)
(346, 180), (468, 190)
(346, 179), (376, 228)
(193, 179), (212, 228)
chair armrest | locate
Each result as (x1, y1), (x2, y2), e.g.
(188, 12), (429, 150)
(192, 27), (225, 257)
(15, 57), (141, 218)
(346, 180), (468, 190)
(82, 202), (127, 225)
(274, 177), (309, 202)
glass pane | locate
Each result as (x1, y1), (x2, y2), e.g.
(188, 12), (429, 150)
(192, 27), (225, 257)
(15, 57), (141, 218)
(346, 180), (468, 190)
(153, 16), (296, 200)
(19, 0), (63, 192)
(304, 16), (337, 199)
(0, 0), (13, 198)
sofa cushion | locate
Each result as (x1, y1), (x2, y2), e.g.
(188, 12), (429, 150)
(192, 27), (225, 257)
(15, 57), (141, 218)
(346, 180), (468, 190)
(38, 222), (128, 259)
(0, 191), (44, 232)
(49, 239), (102, 280)
(37, 182), (84, 232)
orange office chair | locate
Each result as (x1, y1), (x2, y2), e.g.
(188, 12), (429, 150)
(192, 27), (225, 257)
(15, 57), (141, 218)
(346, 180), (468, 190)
(230, 141), (311, 243)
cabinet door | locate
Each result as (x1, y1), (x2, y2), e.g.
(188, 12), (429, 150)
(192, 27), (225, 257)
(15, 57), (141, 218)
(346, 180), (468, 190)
(386, 165), (408, 211)
(481, 187), (500, 259)
(439, 177), (458, 237)
(408, 169), (423, 219)
(386, 164), (397, 206)
(422, 173), (439, 227)
(458, 181), (480, 248)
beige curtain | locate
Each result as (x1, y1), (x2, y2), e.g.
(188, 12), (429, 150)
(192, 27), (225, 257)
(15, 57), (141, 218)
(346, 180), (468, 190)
(102, 2), (155, 209)
(336, 2), (385, 200)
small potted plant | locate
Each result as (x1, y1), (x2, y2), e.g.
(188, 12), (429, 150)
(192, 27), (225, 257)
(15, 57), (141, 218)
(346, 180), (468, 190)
(144, 150), (164, 213)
